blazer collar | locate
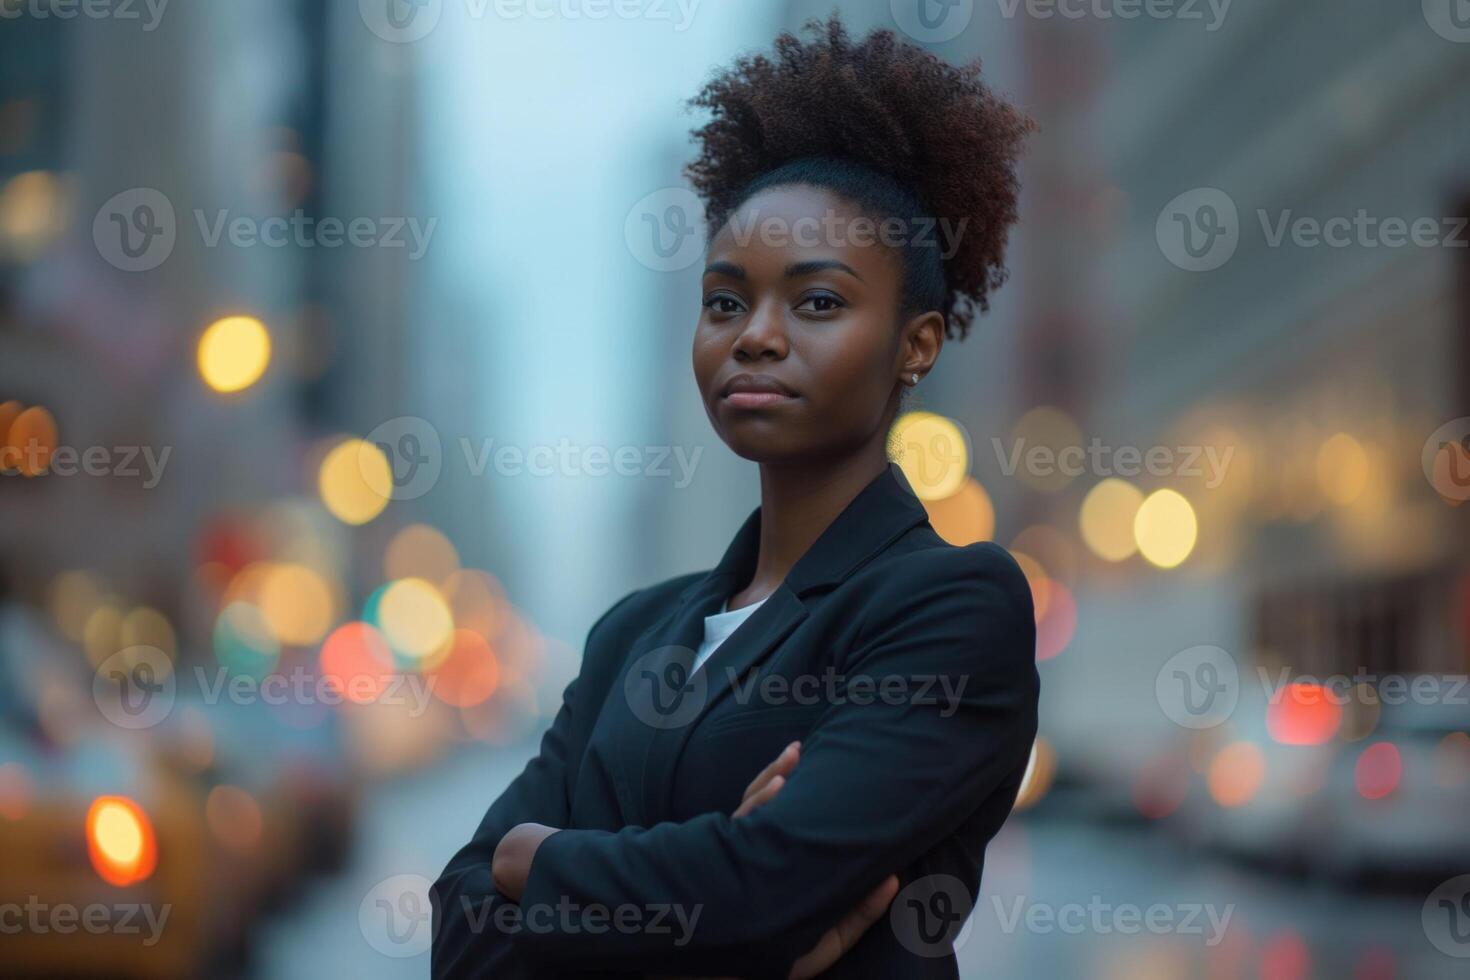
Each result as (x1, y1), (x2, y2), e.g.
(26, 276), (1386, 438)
(679, 460), (931, 602)
(612, 463), (931, 826)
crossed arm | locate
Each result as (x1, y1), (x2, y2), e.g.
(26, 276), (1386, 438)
(430, 547), (1038, 979)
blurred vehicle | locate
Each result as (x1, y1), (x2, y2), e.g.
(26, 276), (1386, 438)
(0, 598), (357, 977)
(1319, 700), (1470, 885)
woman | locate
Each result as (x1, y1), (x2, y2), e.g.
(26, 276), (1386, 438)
(431, 15), (1038, 979)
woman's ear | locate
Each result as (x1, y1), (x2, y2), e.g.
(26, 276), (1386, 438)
(899, 310), (945, 385)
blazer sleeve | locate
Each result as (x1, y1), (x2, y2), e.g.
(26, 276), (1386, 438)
(429, 589), (638, 979)
(510, 543), (1040, 978)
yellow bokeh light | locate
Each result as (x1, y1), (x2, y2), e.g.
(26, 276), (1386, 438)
(48, 570), (105, 643)
(890, 411), (970, 501)
(379, 577), (454, 661)
(319, 438), (392, 525)
(1133, 489), (1198, 569)
(921, 476), (994, 545)
(92, 801), (143, 865)
(1316, 432), (1369, 506)
(385, 523), (461, 584)
(82, 603), (123, 667)
(0, 170), (66, 259)
(259, 563), (335, 646)
(198, 315), (272, 394)
(120, 606), (176, 658)
(1079, 478), (1143, 562)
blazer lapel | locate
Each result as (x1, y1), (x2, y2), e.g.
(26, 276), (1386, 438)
(620, 462), (933, 824)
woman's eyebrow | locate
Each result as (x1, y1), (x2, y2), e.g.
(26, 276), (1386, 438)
(785, 259), (863, 282)
(703, 260), (745, 280)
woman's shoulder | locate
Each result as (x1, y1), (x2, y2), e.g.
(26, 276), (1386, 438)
(843, 537), (1036, 646)
(865, 535), (1031, 602)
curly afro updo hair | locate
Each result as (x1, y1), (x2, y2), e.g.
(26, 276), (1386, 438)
(684, 14), (1035, 341)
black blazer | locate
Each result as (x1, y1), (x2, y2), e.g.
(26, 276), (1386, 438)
(431, 462), (1040, 979)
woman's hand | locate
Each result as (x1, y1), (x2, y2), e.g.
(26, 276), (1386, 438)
(659, 741), (900, 980)
(490, 822), (560, 902)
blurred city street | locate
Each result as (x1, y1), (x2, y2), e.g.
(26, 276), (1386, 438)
(258, 749), (1456, 979)
(3, 0), (1470, 977)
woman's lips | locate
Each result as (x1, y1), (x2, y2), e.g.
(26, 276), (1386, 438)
(723, 391), (797, 409)
(720, 373), (798, 409)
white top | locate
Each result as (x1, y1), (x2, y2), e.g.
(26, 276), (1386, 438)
(691, 595), (768, 675)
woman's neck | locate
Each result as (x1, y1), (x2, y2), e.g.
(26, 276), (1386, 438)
(726, 444), (890, 609)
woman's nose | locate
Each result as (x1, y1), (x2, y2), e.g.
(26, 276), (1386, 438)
(732, 301), (789, 359)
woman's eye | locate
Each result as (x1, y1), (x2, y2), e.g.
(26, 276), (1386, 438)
(796, 293), (845, 313)
(703, 294), (743, 315)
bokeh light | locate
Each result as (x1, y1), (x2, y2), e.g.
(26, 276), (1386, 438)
(1354, 741), (1401, 800)
(1208, 741), (1265, 807)
(921, 476), (994, 545)
(376, 578), (455, 663)
(385, 523), (461, 585)
(259, 563), (336, 646)
(198, 315), (272, 393)
(1316, 433), (1369, 505)
(7, 404), (57, 476)
(320, 621), (396, 704)
(318, 438), (392, 526)
(1265, 683), (1341, 746)
(1133, 489), (1198, 569)
(1079, 478), (1143, 562)
(86, 796), (157, 887)
(429, 629), (502, 708)
(214, 601), (281, 677)
(890, 411), (971, 501)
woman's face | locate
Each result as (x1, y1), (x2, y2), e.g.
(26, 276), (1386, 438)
(692, 184), (941, 465)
